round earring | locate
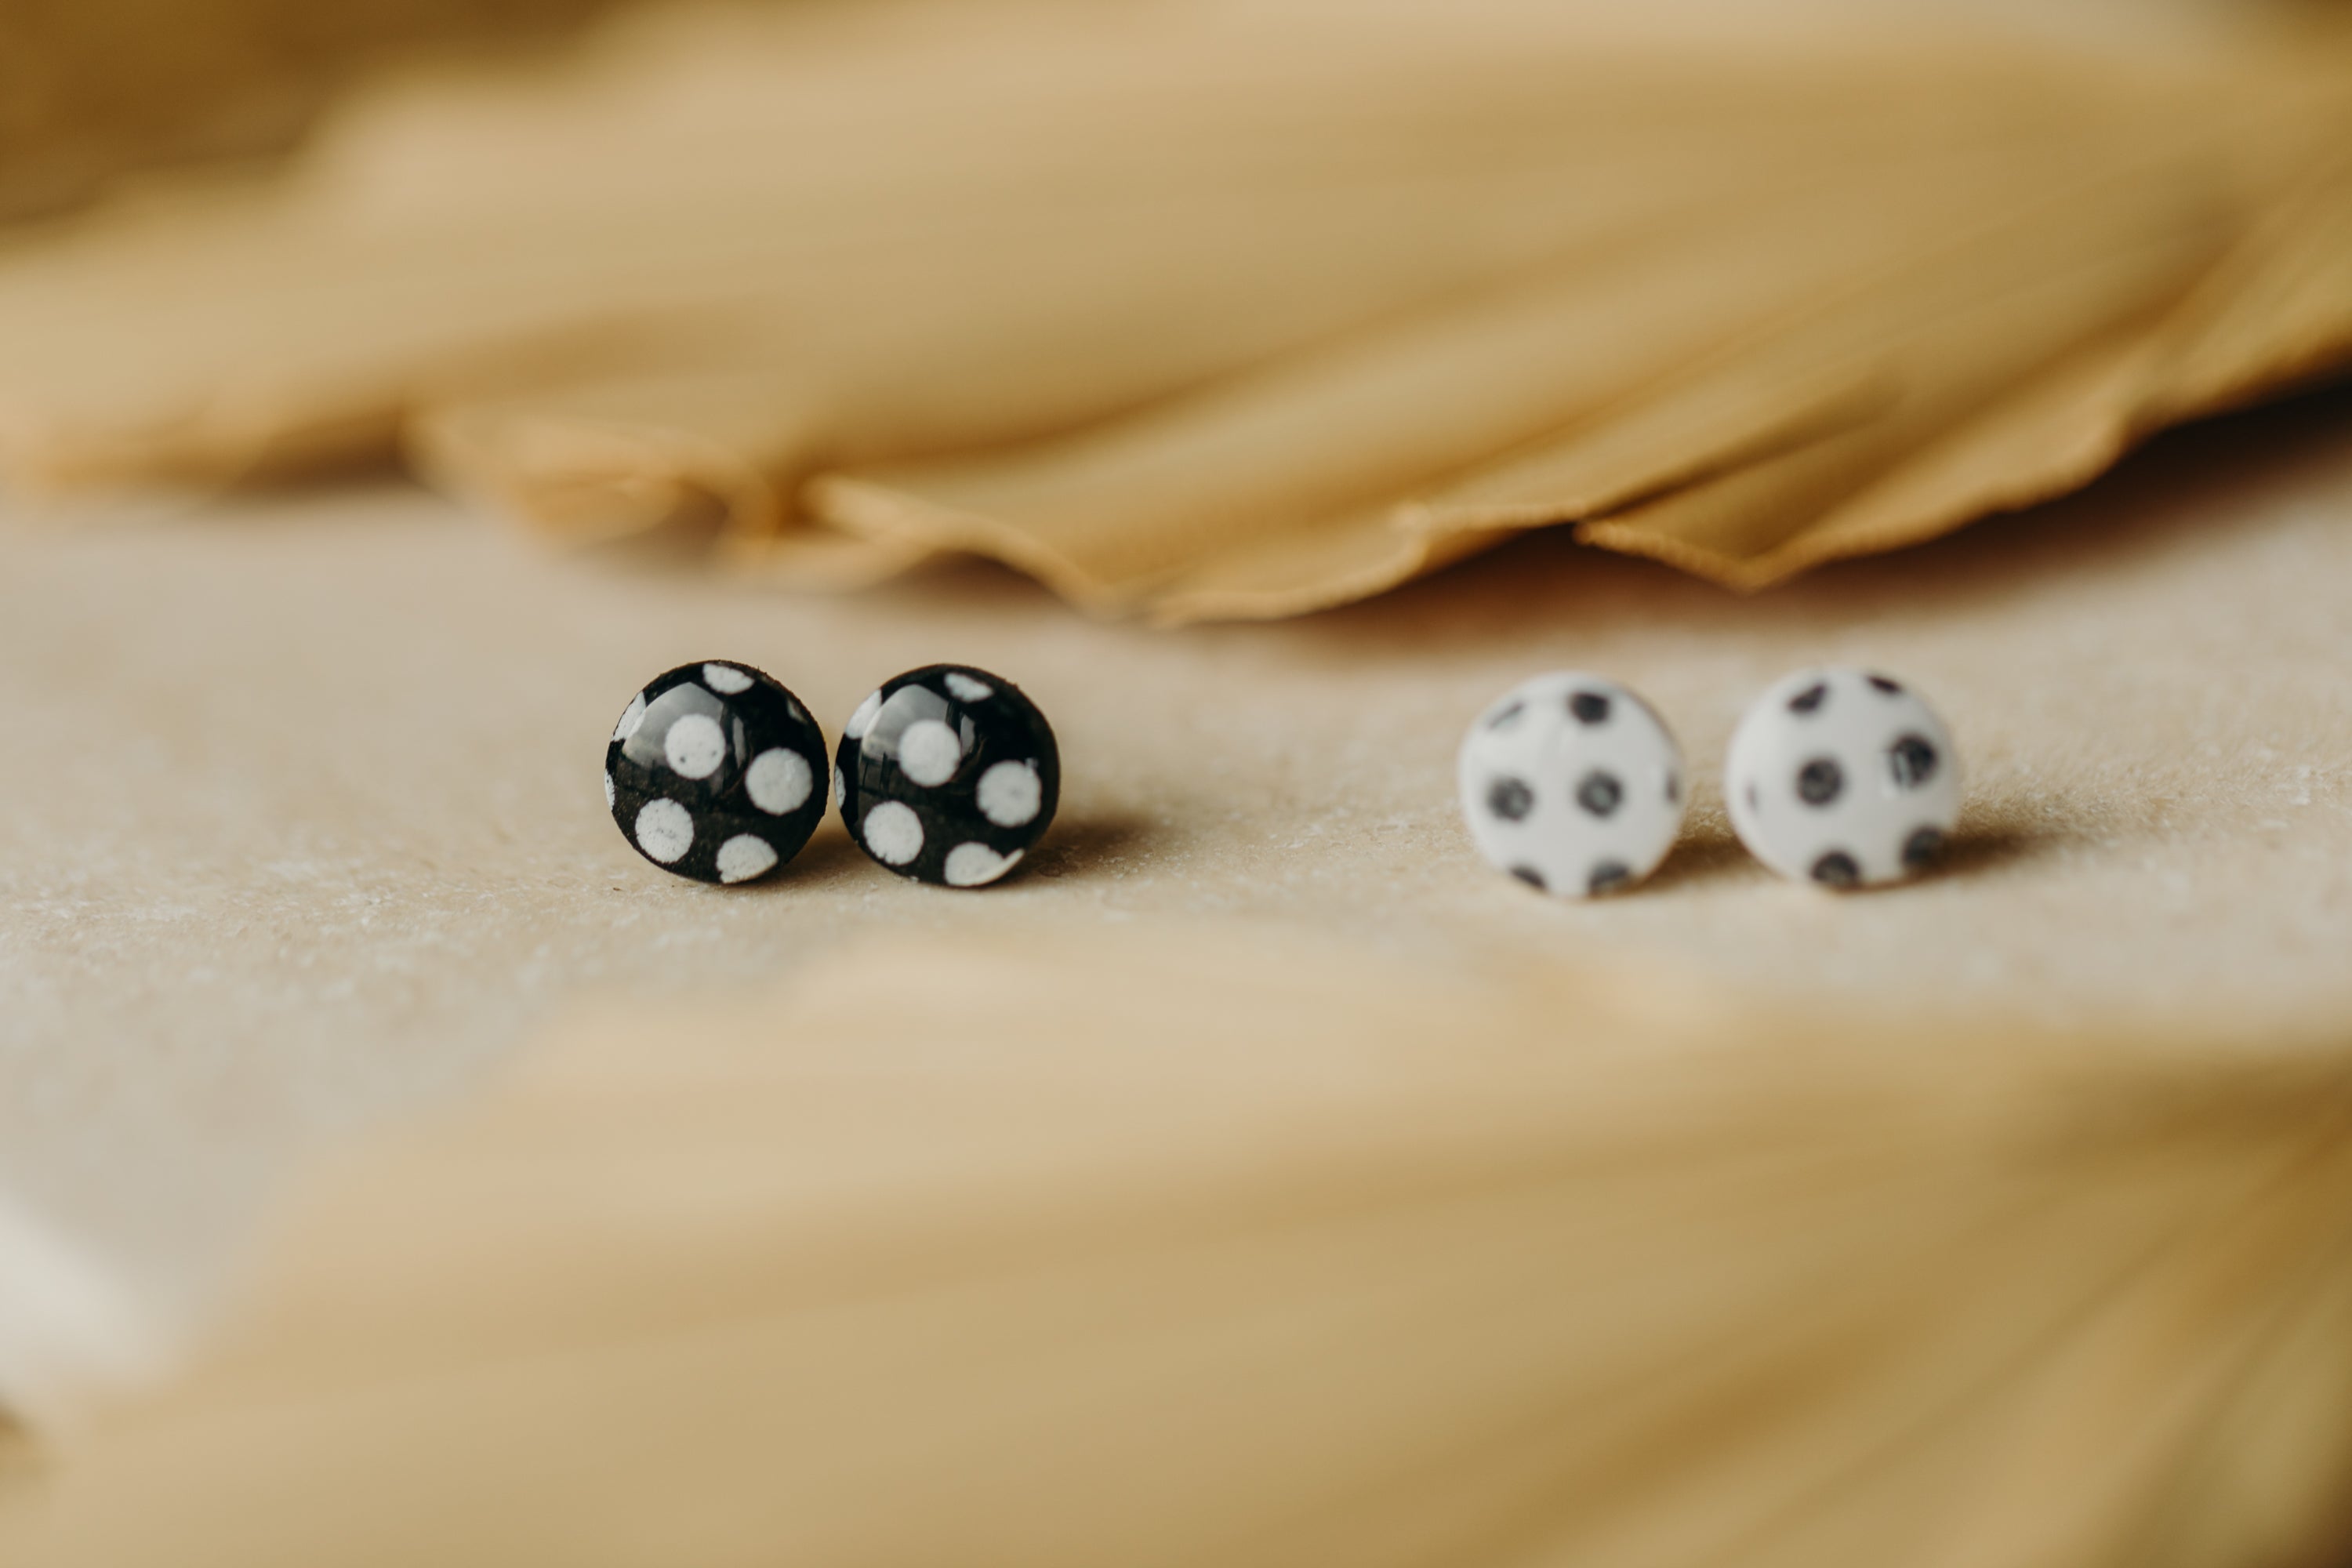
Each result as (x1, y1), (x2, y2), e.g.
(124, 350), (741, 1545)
(1458, 672), (1686, 898)
(1725, 666), (1960, 889)
(837, 665), (1059, 887)
(605, 661), (829, 884)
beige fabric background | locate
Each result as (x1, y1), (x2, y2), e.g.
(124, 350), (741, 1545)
(0, 0), (623, 224)
(2, 384), (2350, 1419)
(5, 0), (2352, 1552)
(2, 0), (2347, 624)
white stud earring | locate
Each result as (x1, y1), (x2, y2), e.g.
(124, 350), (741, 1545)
(1458, 673), (1686, 897)
(1724, 667), (1961, 888)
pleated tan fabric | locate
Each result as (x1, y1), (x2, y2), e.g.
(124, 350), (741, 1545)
(0, 0), (2346, 620)
(13, 920), (2352, 1566)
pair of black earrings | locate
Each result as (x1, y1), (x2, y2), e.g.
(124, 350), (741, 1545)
(604, 661), (1060, 889)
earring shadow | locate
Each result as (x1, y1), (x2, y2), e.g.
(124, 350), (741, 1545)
(1635, 818), (1764, 895)
(1017, 811), (1156, 882)
(1632, 803), (2063, 898)
(1808, 820), (2059, 895)
(1929, 822), (2053, 880)
(735, 809), (1161, 891)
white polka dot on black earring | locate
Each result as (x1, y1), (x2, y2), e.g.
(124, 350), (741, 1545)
(606, 662), (829, 884)
(837, 665), (1059, 887)
(1725, 666), (1962, 888)
(1458, 672), (1686, 897)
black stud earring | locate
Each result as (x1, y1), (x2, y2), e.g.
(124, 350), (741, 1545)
(835, 664), (1059, 887)
(606, 661), (829, 884)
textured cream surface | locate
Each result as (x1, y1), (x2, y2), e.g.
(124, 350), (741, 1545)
(2, 388), (2350, 1356)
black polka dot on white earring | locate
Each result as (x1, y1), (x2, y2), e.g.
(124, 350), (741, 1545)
(606, 662), (829, 884)
(1457, 672), (1686, 898)
(836, 665), (1059, 887)
(1724, 666), (1962, 889)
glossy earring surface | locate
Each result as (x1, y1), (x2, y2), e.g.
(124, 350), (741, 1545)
(606, 661), (829, 884)
(837, 665), (1058, 887)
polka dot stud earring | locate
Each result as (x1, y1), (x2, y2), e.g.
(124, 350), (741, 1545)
(1458, 673), (1686, 897)
(837, 665), (1059, 887)
(606, 662), (829, 884)
(1725, 667), (1961, 889)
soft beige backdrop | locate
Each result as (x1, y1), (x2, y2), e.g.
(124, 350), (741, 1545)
(2, 386), (2350, 1413)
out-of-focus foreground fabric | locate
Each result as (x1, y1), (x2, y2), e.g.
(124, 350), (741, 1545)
(10, 921), (2352, 1566)
(0, 0), (2347, 621)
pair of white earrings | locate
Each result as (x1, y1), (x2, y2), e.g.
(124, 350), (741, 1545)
(1457, 666), (1962, 896)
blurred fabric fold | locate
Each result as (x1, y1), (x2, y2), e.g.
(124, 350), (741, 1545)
(13, 920), (2352, 1565)
(0, 0), (2345, 619)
